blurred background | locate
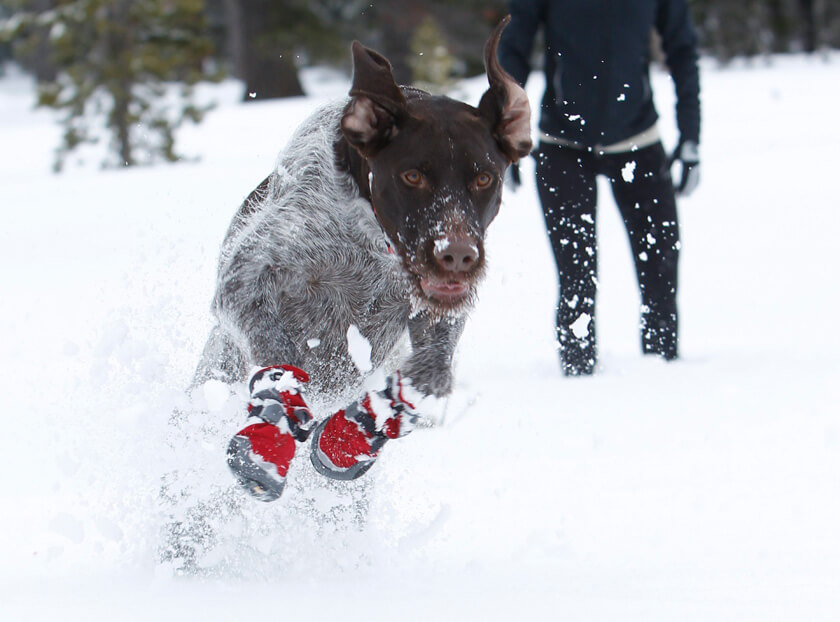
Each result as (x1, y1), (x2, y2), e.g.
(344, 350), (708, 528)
(1, 0), (839, 170)
(2, 4), (839, 616)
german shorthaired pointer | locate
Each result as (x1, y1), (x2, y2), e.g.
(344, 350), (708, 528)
(194, 18), (531, 501)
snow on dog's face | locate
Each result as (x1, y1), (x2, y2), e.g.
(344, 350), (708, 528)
(340, 17), (531, 316)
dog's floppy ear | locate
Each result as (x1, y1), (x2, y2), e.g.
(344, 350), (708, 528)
(341, 41), (408, 157)
(478, 16), (532, 162)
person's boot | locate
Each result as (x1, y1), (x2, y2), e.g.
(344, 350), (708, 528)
(557, 324), (596, 376)
(641, 307), (678, 361)
(556, 296), (597, 376)
(310, 373), (419, 480)
(227, 365), (314, 501)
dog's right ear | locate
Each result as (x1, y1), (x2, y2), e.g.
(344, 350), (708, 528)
(341, 41), (408, 158)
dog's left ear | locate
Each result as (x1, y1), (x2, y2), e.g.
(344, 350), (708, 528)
(341, 41), (408, 157)
(478, 16), (532, 163)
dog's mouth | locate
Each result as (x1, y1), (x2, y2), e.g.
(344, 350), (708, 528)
(389, 234), (485, 314)
(409, 269), (482, 316)
(419, 276), (470, 300)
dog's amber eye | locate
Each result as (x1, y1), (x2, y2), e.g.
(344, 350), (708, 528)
(401, 169), (425, 187)
(474, 172), (494, 190)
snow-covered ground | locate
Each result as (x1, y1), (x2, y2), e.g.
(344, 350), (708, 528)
(1, 54), (839, 620)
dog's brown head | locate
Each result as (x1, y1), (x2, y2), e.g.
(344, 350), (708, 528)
(340, 17), (531, 315)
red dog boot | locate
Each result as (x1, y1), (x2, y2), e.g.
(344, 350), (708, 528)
(227, 365), (314, 501)
(310, 372), (420, 480)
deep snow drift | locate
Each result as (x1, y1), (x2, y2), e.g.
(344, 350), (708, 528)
(1, 55), (839, 620)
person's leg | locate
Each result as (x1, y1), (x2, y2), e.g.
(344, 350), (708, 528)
(535, 142), (599, 375)
(606, 143), (680, 359)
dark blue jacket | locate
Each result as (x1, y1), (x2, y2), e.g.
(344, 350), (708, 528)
(498, 0), (701, 148)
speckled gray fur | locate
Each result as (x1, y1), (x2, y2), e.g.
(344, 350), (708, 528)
(194, 101), (465, 405)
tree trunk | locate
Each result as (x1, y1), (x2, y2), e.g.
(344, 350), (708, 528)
(799, 0), (817, 52)
(223, 0), (246, 77)
(237, 0), (303, 100)
(105, 1), (134, 166)
(28, 0), (58, 82)
(113, 92), (133, 167)
(242, 52), (304, 100)
(377, 1), (427, 85)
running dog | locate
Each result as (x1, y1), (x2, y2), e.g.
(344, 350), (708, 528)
(195, 18), (531, 501)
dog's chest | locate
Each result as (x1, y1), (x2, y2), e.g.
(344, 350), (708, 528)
(277, 223), (412, 388)
(300, 243), (408, 338)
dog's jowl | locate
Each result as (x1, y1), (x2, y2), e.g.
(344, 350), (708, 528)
(196, 18), (531, 501)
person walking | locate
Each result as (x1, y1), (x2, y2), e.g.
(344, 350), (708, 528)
(498, 0), (701, 375)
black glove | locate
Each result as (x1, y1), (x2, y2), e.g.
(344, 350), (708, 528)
(670, 140), (700, 197)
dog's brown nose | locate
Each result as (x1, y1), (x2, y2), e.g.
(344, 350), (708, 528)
(434, 238), (479, 273)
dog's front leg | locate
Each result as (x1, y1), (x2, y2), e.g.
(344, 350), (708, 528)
(402, 312), (466, 398)
(214, 260), (305, 374)
(306, 314), (465, 483)
(239, 312), (302, 371)
(308, 316), (464, 482)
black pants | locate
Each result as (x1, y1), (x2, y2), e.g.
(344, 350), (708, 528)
(535, 141), (680, 374)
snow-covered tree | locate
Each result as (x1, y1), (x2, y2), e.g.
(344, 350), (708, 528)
(2, 0), (219, 170)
